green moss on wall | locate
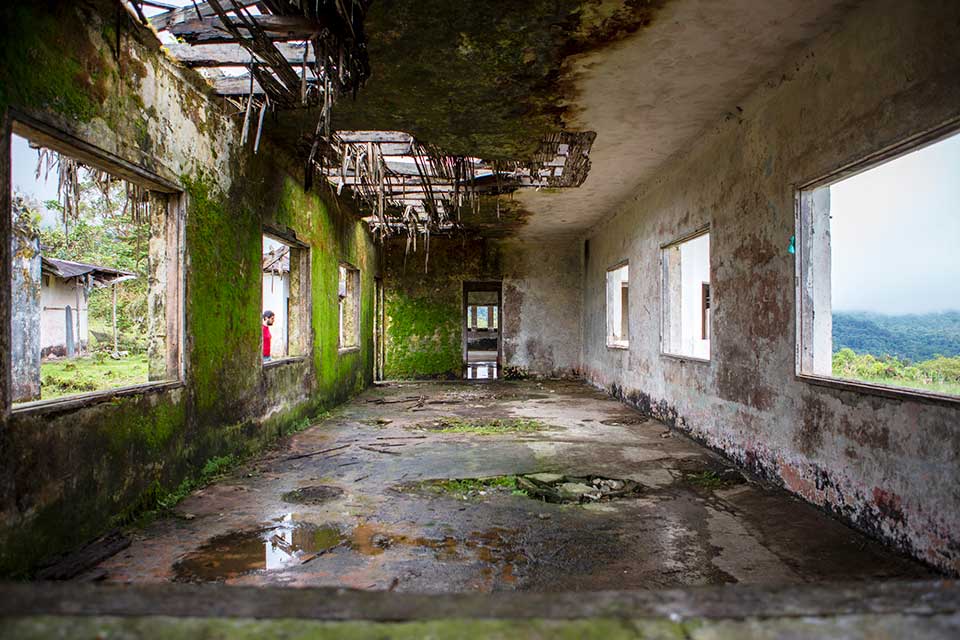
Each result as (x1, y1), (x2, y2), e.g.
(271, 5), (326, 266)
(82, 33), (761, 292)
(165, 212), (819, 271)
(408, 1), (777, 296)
(0, 4), (107, 121)
(383, 238), (502, 379)
(385, 292), (462, 378)
(182, 172), (262, 419)
(0, 3), (379, 577)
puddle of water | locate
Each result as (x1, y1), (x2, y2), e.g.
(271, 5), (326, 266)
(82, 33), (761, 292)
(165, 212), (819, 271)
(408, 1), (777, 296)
(173, 516), (529, 589)
(172, 515), (345, 582)
(465, 362), (499, 380)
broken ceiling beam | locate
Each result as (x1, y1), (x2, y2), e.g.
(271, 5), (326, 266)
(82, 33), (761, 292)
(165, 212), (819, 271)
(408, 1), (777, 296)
(208, 75), (264, 95)
(208, 71), (319, 95)
(148, 1), (258, 30)
(163, 42), (313, 67)
(335, 131), (414, 144)
(168, 15), (322, 44)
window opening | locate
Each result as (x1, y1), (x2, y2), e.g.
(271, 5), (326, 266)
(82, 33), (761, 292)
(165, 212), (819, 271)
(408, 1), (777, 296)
(338, 263), (360, 349)
(9, 128), (180, 405)
(262, 234), (307, 362)
(606, 263), (629, 348)
(662, 231), (710, 359)
(797, 129), (960, 397)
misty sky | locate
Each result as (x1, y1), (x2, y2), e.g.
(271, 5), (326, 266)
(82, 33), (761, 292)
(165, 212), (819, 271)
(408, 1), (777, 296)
(11, 133), (62, 229)
(830, 131), (960, 315)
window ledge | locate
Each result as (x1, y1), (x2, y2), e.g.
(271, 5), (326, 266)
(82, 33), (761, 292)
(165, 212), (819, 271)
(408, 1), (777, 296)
(11, 380), (184, 417)
(660, 352), (711, 364)
(797, 373), (960, 407)
(263, 355), (308, 369)
(338, 346), (361, 355)
(606, 342), (629, 350)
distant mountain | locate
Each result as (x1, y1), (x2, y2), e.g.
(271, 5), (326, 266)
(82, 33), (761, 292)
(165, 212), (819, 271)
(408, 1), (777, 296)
(833, 311), (960, 362)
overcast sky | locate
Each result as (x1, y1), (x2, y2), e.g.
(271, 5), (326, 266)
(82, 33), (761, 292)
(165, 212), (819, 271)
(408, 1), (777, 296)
(830, 131), (960, 315)
(11, 133), (62, 229)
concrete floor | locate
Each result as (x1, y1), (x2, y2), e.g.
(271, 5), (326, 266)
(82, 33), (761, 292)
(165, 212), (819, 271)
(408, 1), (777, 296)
(92, 379), (936, 591)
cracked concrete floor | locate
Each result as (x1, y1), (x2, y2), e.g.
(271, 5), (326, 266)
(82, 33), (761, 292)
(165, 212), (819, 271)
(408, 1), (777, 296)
(91, 379), (936, 591)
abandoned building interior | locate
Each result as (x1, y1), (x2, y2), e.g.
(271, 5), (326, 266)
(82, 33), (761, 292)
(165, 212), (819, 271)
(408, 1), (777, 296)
(1, 0), (959, 636)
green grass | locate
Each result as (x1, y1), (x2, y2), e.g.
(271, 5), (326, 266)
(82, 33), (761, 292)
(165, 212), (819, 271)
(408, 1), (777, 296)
(40, 353), (149, 399)
(418, 476), (527, 499)
(838, 375), (960, 396)
(416, 417), (547, 435)
(832, 348), (960, 396)
(685, 471), (726, 490)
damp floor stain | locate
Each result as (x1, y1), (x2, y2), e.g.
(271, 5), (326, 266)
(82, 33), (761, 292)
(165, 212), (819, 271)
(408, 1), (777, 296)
(93, 379), (938, 591)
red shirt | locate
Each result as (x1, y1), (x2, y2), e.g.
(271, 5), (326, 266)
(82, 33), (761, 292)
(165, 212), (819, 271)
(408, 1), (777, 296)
(263, 324), (272, 357)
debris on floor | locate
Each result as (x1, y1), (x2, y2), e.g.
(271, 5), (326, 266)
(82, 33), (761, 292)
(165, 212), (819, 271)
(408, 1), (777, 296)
(404, 473), (644, 504)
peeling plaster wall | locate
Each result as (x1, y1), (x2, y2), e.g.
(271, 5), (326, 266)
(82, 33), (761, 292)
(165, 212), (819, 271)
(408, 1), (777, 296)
(383, 237), (581, 379)
(0, 0), (377, 576)
(582, 0), (960, 574)
(501, 239), (582, 378)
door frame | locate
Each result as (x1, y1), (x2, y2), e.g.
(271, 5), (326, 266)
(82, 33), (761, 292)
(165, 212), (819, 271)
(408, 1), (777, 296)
(462, 281), (503, 371)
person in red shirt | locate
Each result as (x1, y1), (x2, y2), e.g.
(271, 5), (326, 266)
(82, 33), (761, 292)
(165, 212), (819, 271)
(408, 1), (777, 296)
(262, 310), (275, 361)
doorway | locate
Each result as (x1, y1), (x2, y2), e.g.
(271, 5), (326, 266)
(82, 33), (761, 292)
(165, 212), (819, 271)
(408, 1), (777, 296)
(462, 282), (501, 380)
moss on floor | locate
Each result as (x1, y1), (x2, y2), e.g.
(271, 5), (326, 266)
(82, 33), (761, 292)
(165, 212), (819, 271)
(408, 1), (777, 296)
(413, 417), (548, 435)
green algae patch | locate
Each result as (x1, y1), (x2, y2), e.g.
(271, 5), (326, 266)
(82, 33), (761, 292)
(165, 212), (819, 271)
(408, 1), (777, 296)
(411, 476), (527, 500)
(413, 416), (548, 435)
(0, 616), (686, 639)
(0, 4), (104, 121)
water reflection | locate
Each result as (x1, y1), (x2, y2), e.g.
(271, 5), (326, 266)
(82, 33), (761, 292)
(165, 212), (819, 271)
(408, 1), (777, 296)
(465, 361), (499, 380)
(172, 515), (344, 582)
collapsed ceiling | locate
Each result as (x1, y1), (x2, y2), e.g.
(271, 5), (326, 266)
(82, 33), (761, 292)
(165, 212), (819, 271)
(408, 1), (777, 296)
(136, 0), (856, 245)
(137, 0), (612, 245)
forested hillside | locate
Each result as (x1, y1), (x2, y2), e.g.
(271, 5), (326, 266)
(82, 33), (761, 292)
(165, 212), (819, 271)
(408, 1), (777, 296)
(833, 311), (960, 361)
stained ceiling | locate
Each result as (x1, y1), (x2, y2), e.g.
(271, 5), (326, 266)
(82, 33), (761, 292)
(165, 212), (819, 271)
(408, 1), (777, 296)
(145, 0), (856, 242)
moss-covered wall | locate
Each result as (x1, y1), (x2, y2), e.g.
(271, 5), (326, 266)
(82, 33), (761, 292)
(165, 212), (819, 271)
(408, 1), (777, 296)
(382, 239), (501, 378)
(0, 0), (377, 576)
(382, 237), (582, 379)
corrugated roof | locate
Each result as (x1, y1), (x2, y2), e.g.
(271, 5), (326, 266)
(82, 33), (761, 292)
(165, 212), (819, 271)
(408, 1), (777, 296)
(42, 257), (136, 284)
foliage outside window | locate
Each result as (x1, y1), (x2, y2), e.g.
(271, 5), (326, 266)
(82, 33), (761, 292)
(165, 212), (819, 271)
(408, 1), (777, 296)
(797, 129), (960, 397)
(9, 128), (181, 405)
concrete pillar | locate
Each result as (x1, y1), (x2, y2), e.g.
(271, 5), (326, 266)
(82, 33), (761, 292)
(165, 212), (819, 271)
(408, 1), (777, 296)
(800, 186), (832, 376)
(11, 199), (42, 402)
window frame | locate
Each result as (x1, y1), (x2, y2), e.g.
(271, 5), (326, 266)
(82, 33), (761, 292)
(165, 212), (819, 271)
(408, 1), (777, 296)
(794, 119), (960, 406)
(4, 113), (186, 415)
(605, 260), (630, 350)
(337, 262), (361, 353)
(261, 227), (311, 368)
(659, 225), (712, 363)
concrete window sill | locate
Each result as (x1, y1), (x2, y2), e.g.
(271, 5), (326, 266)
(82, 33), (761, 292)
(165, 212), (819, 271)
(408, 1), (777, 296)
(338, 346), (361, 355)
(263, 356), (308, 369)
(10, 380), (184, 417)
(798, 373), (960, 408)
(607, 343), (629, 350)
(660, 353), (711, 365)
